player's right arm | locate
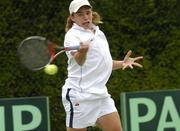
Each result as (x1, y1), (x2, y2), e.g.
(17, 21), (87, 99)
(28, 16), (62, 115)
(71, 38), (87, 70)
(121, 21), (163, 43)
(72, 42), (89, 66)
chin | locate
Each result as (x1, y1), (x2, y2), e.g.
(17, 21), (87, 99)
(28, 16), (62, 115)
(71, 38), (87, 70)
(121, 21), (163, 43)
(82, 23), (92, 29)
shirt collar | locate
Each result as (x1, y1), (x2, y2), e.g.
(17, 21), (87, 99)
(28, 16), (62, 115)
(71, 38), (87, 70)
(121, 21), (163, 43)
(72, 23), (99, 33)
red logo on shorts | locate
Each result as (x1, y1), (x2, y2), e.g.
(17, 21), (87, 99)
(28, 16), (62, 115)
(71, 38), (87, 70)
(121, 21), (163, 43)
(75, 103), (79, 106)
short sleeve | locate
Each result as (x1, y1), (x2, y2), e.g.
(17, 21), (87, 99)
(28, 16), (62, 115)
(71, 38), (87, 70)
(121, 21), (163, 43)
(64, 32), (80, 58)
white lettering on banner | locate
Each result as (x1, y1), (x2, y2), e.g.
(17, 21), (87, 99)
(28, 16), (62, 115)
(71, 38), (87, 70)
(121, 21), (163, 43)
(129, 98), (156, 131)
(0, 107), (5, 131)
(157, 96), (180, 131)
(12, 105), (42, 131)
(129, 96), (180, 131)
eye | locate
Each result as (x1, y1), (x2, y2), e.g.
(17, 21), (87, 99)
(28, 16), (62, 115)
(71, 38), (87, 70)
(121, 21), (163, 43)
(86, 11), (91, 15)
(77, 13), (84, 17)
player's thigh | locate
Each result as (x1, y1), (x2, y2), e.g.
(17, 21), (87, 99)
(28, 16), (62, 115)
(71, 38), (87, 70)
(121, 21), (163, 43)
(96, 112), (123, 131)
(67, 127), (87, 131)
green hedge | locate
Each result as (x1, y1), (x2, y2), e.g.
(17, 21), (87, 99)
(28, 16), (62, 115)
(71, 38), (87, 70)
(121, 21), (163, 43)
(0, 0), (179, 130)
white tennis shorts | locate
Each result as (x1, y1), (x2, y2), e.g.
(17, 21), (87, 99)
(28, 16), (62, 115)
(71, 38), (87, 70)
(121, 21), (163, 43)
(62, 88), (117, 129)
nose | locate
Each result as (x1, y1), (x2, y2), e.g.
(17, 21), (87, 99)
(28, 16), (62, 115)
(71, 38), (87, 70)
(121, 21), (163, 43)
(81, 13), (89, 19)
(83, 14), (88, 20)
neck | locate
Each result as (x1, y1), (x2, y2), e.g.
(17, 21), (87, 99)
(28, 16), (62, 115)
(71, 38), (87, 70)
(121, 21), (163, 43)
(88, 23), (96, 34)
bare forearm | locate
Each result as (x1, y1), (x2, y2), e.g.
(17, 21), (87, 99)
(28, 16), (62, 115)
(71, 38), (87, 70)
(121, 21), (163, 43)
(73, 42), (89, 66)
(112, 60), (124, 70)
(73, 51), (87, 66)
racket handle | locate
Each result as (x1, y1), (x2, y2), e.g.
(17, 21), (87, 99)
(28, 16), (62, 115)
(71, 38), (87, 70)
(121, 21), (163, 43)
(64, 45), (80, 51)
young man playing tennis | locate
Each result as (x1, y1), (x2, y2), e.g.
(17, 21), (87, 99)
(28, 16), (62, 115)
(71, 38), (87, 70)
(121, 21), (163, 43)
(62, 0), (143, 131)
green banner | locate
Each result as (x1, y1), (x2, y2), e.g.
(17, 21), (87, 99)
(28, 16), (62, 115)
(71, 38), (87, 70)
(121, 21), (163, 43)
(0, 96), (50, 131)
(120, 89), (180, 131)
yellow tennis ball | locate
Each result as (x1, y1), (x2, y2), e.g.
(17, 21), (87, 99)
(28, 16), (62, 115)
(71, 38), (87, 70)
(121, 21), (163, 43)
(44, 64), (58, 75)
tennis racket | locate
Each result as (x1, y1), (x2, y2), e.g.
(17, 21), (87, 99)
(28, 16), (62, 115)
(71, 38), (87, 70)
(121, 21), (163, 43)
(18, 36), (80, 71)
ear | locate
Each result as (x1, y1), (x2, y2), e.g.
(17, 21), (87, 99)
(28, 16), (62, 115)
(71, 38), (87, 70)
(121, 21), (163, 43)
(70, 15), (75, 22)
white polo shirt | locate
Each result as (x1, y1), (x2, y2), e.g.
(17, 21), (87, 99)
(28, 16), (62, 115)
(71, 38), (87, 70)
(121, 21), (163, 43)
(63, 23), (112, 99)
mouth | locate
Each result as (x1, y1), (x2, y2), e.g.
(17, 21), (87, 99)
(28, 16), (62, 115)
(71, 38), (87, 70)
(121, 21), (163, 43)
(82, 21), (90, 26)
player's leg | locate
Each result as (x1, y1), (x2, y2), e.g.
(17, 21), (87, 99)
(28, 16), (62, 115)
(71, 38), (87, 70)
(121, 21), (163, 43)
(96, 112), (123, 131)
(95, 97), (123, 131)
(67, 127), (87, 131)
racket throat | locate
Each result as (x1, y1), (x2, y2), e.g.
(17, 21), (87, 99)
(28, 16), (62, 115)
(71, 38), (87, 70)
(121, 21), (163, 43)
(50, 56), (55, 63)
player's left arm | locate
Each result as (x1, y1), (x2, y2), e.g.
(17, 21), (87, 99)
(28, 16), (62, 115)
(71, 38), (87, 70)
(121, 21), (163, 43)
(112, 50), (143, 70)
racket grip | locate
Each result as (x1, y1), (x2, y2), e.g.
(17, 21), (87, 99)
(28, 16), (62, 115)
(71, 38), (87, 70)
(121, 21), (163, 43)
(64, 45), (80, 51)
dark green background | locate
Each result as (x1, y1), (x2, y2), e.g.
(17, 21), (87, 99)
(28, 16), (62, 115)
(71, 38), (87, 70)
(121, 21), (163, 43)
(0, 0), (179, 130)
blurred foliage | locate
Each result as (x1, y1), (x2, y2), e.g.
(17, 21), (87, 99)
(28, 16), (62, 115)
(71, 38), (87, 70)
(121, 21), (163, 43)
(0, 0), (179, 130)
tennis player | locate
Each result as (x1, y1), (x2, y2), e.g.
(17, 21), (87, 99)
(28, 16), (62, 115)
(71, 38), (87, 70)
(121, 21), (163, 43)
(62, 0), (143, 131)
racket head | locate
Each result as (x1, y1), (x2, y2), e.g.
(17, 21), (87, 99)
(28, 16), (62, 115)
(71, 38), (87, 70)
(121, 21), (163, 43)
(18, 36), (55, 71)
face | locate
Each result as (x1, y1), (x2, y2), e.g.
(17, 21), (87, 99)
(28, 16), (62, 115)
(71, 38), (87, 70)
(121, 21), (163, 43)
(71, 6), (92, 29)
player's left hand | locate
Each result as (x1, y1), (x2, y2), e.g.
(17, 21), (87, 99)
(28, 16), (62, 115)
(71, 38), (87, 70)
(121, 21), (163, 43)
(122, 50), (143, 70)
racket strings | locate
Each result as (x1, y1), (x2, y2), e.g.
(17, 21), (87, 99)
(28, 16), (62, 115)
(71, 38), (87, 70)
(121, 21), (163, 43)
(18, 36), (68, 71)
(18, 39), (51, 70)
